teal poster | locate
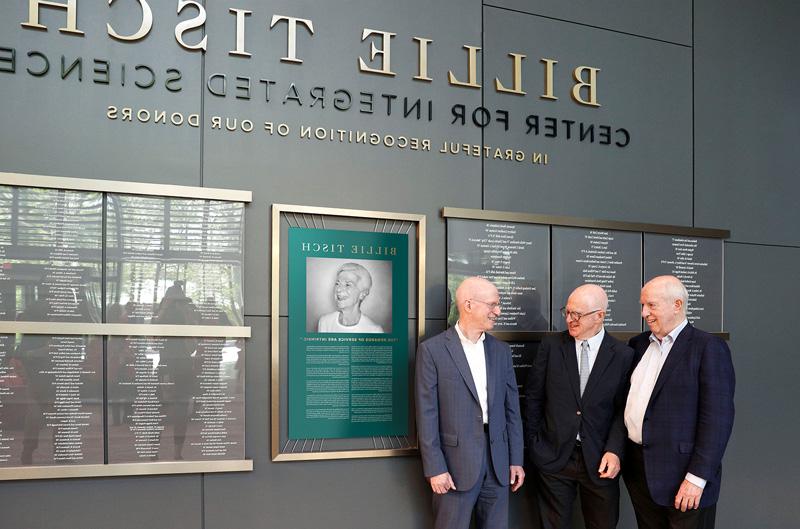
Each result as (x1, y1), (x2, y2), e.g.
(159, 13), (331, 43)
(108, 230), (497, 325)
(288, 228), (409, 439)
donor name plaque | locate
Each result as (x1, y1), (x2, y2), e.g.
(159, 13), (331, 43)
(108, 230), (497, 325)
(443, 207), (728, 338)
(551, 226), (642, 332)
(447, 219), (550, 331)
(644, 234), (723, 332)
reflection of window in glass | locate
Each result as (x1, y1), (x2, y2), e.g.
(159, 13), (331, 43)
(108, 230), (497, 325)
(0, 186), (103, 251)
(105, 195), (245, 325)
(0, 186), (103, 322)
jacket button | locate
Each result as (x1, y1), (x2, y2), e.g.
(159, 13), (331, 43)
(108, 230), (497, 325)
(576, 411), (581, 416)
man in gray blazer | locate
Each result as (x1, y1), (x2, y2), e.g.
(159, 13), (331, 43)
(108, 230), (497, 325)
(416, 276), (525, 529)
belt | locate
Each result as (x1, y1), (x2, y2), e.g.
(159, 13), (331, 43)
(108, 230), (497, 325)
(483, 423), (489, 433)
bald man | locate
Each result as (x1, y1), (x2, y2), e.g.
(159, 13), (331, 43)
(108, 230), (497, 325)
(526, 284), (634, 529)
(415, 277), (524, 529)
(623, 276), (735, 529)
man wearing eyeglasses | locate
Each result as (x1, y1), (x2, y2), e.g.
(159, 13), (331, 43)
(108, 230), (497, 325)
(415, 276), (525, 529)
(525, 284), (634, 529)
(623, 275), (734, 529)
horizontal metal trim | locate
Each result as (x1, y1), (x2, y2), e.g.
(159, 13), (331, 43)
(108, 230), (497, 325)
(0, 172), (252, 203)
(0, 322), (251, 338)
(491, 330), (729, 342)
(272, 447), (417, 462)
(0, 459), (253, 481)
(442, 207), (730, 239)
(274, 203), (425, 223)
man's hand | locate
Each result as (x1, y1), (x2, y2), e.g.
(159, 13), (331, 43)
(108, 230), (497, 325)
(674, 479), (703, 511)
(597, 452), (621, 479)
(509, 465), (525, 492)
(429, 472), (456, 494)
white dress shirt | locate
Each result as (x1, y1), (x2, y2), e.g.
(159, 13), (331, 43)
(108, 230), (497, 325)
(625, 319), (706, 489)
(455, 321), (489, 424)
(576, 327), (605, 378)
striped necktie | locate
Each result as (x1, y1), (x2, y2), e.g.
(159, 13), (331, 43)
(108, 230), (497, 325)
(579, 340), (590, 396)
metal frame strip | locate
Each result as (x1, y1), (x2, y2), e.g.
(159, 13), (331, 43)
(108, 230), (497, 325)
(0, 460), (253, 481)
(0, 322), (251, 337)
(442, 206), (730, 239)
(0, 171), (252, 202)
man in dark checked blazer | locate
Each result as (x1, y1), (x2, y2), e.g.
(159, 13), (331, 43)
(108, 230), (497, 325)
(624, 275), (735, 529)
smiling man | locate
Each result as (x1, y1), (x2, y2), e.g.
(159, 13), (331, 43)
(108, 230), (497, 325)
(623, 275), (735, 529)
(415, 276), (524, 529)
(317, 262), (383, 333)
(526, 284), (634, 529)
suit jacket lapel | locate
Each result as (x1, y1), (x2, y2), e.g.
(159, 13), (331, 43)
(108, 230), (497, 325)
(444, 327), (480, 404)
(649, 324), (693, 403)
(582, 332), (614, 400)
(561, 333), (581, 404)
(485, 336), (497, 411)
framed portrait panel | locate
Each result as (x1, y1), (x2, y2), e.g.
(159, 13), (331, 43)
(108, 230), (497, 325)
(271, 204), (425, 461)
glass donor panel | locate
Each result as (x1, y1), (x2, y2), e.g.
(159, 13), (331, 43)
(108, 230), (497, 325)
(105, 194), (244, 326)
(106, 335), (245, 462)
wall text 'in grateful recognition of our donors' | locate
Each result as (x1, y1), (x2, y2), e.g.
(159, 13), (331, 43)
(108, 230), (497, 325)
(0, 186), (104, 467)
(644, 234), (723, 332)
(446, 219), (550, 331)
(287, 228), (409, 440)
(551, 226), (642, 332)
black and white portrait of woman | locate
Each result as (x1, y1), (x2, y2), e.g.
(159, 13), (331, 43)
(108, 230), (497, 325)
(306, 258), (392, 333)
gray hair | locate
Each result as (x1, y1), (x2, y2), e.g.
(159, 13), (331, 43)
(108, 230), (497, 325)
(337, 262), (373, 292)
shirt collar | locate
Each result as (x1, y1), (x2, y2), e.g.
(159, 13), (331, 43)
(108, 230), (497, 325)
(583, 327), (605, 351)
(650, 318), (689, 344)
(455, 321), (485, 345)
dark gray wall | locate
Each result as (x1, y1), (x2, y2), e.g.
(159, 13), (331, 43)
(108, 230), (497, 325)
(0, 0), (797, 527)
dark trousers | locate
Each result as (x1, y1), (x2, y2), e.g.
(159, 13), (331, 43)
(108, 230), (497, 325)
(536, 443), (620, 529)
(623, 441), (716, 529)
(432, 433), (509, 529)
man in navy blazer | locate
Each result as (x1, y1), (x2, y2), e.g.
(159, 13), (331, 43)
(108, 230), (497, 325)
(526, 284), (634, 529)
(623, 275), (735, 529)
(416, 276), (525, 529)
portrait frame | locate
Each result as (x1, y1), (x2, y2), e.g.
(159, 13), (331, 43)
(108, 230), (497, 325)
(271, 204), (425, 462)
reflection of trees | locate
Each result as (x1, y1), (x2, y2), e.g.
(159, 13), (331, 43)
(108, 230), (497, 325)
(0, 186), (103, 322)
(0, 187), (245, 325)
(105, 195), (244, 325)
(0, 187), (103, 250)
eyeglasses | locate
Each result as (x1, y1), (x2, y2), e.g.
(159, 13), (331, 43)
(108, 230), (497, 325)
(469, 299), (501, 310)
(560, 307), (602, 321)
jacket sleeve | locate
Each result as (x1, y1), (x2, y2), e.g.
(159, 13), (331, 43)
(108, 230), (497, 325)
(688, 336), (736, 482)
(503, 344), (524, 466)
(524, 339), (550, 449)
(604, 344), (634, 458)
(414, 340), (448, 478)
